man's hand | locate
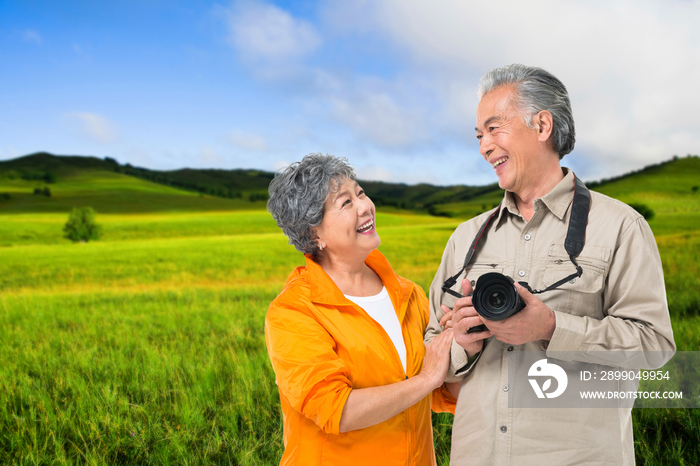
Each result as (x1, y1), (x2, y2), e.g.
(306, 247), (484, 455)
(449, 279), (491, 356)
(481, 282), (557, 345)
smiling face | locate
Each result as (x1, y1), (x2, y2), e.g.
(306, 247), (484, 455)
(313, 177), (380, 261)
(475, 85), (554, 196)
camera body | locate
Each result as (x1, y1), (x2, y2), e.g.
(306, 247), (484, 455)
(467, 272), (525, 333)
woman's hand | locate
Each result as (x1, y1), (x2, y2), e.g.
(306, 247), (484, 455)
(339, 329), (454, 433)
(418, 328), (453, 390)
(439, 305), (454, 329)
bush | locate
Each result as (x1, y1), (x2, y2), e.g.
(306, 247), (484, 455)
(32, 187), (51, 197)
(63, 207), (103, 242)
(629, 203), (655, 221)
(249, 193), (269, 202)
(22, 171), (55, 183)
(0, 193), (11, 201)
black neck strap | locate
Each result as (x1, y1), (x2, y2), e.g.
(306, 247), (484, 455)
(441, 173), (591, 299)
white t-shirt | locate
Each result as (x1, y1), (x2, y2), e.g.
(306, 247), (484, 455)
(344, 286), (407, 373)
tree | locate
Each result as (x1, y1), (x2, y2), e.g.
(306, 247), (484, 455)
(63, 207), (102, 242)
(628, 203), (655, 221)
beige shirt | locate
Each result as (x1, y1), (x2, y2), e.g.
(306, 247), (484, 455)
(426, 169), (675, 466)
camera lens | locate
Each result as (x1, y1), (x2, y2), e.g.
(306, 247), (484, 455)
(488, 291), (506, 309)
(472, 272), (525, 321)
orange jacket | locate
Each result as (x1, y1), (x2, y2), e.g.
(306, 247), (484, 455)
(265, 249), (456, 466)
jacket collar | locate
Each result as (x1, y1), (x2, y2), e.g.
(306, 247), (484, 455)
(495, 168), (575, 229)
(304, 249), (414, 319)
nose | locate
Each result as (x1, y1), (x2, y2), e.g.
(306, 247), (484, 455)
(479, 134), (494, 159)
(357, 196), (372, 216)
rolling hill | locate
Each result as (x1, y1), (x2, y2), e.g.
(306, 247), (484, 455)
(0, 152), (502, 214)
(1, 152), (698, 236)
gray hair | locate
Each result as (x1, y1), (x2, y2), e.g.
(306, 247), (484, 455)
(478, 64), (575, 159)
(267, 153), (356, 255)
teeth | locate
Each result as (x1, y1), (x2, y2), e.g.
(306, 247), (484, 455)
(492, 157), (508, 168)
(357, 219), (374, 233)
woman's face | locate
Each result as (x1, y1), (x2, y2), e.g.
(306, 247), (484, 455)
(313, 177), (380, 260)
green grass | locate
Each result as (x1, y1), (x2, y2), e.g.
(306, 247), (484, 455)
(1, 211), (699, 464)
(1, 155), (699, 464)
(0, 289), (281, 465)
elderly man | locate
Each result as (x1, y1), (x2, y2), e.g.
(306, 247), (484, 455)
(425, 64), (675, 465)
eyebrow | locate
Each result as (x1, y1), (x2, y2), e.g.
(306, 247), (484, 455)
(475, 116), (501, 132)
(332, 181), (359, 204)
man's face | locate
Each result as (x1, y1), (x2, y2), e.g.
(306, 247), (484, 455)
(475, 85), (543, 195)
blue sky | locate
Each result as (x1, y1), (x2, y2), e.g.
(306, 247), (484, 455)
(2, 0), (699, 186)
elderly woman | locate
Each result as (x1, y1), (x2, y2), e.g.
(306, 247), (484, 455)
(265, 153), (457, 466)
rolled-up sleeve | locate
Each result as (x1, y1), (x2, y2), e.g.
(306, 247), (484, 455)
(265, 305), (353, 435)
(431, 385), (457, 414)
(425, 228), (473, 381)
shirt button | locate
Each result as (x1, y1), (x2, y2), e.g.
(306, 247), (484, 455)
(503, 384), (509, 392)
(524, 234), (531, 241)
(518, 270), (526, 277)
(569, 278), (576, 284)
(500, 426), (507, 433)
(507, 346), (514, 352)
(470, 280), (475, 287)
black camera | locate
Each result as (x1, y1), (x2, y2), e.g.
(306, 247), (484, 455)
(467, 272), (525, 333)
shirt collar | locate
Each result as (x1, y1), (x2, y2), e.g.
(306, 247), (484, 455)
(494, 168), (575, 228)
(304, 249), (413, 311)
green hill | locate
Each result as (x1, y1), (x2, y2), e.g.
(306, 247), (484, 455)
(591, 156), (700, 236)
(1, 152), (698, 236)
(0, 152), (502, 214)
(0, 153), (266, 214)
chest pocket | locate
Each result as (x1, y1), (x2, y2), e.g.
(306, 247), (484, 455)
(465, 263), (506, 290)
(542, 243), (611, 294)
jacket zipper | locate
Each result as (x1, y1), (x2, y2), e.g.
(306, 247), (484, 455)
(349, 298), (408, 379)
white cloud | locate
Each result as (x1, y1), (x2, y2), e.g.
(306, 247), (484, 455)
(330, 91), (428, 149)
(228, 129), (269, 151)
(355, 165), (397, 182)
(198, 146), (224, 165)
(220, 1), (321, 62)
(272, 159), (293, 171)
(22, 29), (43, 45)
(318, 0), (700, 181)
(65, 112), (118, 144)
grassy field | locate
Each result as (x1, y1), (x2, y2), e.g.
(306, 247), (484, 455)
(1, 157), (699, 464)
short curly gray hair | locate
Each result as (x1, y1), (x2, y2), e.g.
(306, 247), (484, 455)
(479, 64), (576, 159)
(267, 153), (356, 255)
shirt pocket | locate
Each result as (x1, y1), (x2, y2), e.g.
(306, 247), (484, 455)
(542, 244), (611, 318)
(542, 244), (610, 293)
(465, 263), (506, 290)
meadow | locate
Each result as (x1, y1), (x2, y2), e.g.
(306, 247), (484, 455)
(1, 156), (699, 464)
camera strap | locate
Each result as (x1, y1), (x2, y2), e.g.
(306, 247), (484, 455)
(441, 173), (590, 299)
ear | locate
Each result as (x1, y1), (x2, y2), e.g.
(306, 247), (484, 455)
(534, 110), (554, 143)
(311, 228), (325, 251)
